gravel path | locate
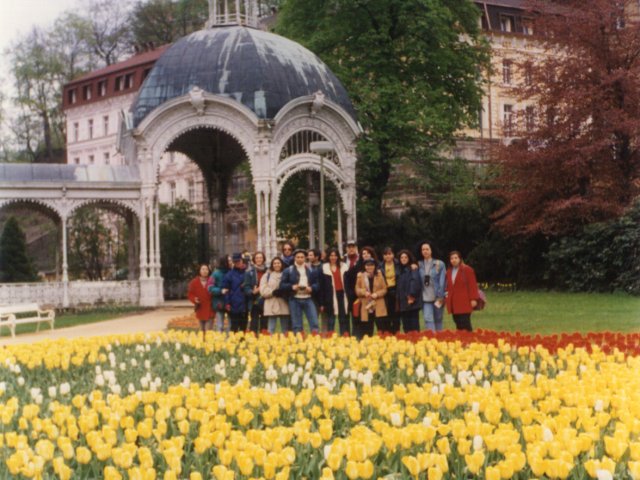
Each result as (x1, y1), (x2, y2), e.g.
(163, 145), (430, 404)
(0, 301), (191, 346)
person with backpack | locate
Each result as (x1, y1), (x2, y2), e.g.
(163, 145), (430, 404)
(245, 251), (268, 334)
(222, 253), (249, 333)
(209, 256), (230, 333)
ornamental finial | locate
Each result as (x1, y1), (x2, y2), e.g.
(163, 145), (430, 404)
(207, 0), (259, 28)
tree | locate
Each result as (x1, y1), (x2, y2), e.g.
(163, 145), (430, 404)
(160, 199), (199, 281)
(0, 217), (37, 282)
(83, 0), (133, 65)
(490, 0), (640, 237)
(276, 0), (489, 218)
(130, 0), (208, 48)
(7, 27), (66, 163)
(68, 208), (123, 280)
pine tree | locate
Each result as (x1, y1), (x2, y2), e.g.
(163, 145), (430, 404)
(0, 216), (37, 282)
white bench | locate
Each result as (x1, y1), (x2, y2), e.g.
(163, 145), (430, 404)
(0, 303), (55, 338)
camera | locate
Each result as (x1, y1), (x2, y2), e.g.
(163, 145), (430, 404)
(424, 275), (431, 287)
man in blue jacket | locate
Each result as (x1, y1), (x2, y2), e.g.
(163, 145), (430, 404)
(280, 249), (320, 334)
(222, 253), (248, 333)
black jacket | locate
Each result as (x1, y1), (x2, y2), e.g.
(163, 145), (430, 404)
(396, 265), (423, 311)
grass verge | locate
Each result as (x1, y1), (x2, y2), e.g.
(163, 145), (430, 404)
(1, 306), (151, 337)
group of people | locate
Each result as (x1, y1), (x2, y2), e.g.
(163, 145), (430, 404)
(187, 240), (482, 340)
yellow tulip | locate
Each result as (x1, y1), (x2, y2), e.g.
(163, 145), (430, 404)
(628, 461), (640, 480)
(318, 419), (333, 441)
(436, 437), (450, 455)
(104, 466), (123, 480)
(358, 459), (374, 479)
(320, 466), (335, 480)
(345, 460), (360, 480)
(485, 465), (501, 480)
(465, 450), (485, 475)
(236, 452), (254, 476)
(402, 456), (420, 477)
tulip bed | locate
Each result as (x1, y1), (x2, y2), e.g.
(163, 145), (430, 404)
(0, 331), (639, 480)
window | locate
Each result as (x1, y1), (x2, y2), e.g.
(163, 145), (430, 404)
(125, 73), (135, 89)
(525, 106), (536, 132)
(522, 18), (534, 35)
(104, 152), (110, 165)
(502, 60), (512, 85)
(169, 182), (176, 205)
(73, 122), (79, 142)
(142, 68), (151, 81)
(115, 76), (124, 91)
(74, 157), (80, 165)
(98, 80), (107, 97)
(88, 119), (94, 139)
(89, 155), (95, 164)
(500, 15), (514, 32)
(188, 180), (195, 203)
(83, 85), (92, 100)
(503, 104), (514, 136)
(68, 89), (77, 104)
(103, 115), (109, 136)
(524, 62), (533, 86)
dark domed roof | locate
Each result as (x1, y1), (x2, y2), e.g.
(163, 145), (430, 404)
(131, 27), (356, 126)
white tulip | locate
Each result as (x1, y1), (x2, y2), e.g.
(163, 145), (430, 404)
(390, 412), (402, 427)
(596, 470), (613, 480)
(473, 435), (483, 451)
(48, 386), (57, 398)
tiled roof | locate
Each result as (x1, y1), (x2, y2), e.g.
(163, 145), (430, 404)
(67, 45), (170, 85)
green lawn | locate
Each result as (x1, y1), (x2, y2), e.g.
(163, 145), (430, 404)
(0, 306), (149, 337)
(463, 291), (640, 335)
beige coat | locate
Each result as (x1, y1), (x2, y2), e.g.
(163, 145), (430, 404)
(355, 271), (388, 321)
(259, 270), (290, 317)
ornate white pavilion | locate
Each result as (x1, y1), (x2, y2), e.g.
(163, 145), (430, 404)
(0, 0), (361, 307)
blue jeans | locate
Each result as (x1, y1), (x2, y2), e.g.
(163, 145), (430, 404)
(267, 316), (291, 334)
(423, 302), (444, 332)
(214, 311), (229, 333)
(288, 297), (319, 333)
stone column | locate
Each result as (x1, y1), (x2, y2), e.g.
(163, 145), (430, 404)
(139, 201), (148, 279)
(336, 200), (343, 254)
(61, 215), (69, 308)
(255, 189), (263, 253)
(264, 188), (274, 259)
(127, 212), (138, 280)
(153, 197), (161, 277)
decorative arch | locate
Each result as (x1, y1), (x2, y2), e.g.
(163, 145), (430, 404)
(67, 198), (141, 220)
(274, 155), (349, 211)
(273, 94), (361, 165)
(278, 129), (340, 166)
(133, 90), (261, 176)
(0, 198), (63, 221)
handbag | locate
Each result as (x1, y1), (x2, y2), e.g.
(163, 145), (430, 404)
(461, 267), (486, 311)
(475, 289), (487, 311)
(352, 299), (361, 318)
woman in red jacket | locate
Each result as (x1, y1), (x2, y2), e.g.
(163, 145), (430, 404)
(445, 251), (479, 332)
(187, 264), (213, 339)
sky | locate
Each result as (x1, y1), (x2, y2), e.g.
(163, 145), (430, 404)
(0, 0), (79, 137)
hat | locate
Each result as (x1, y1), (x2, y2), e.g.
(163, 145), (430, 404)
(363, 258), (376, 266)
(346, 239), (357, 246)
(231, 252), (243, 262)
(292, 248), (307, 256)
